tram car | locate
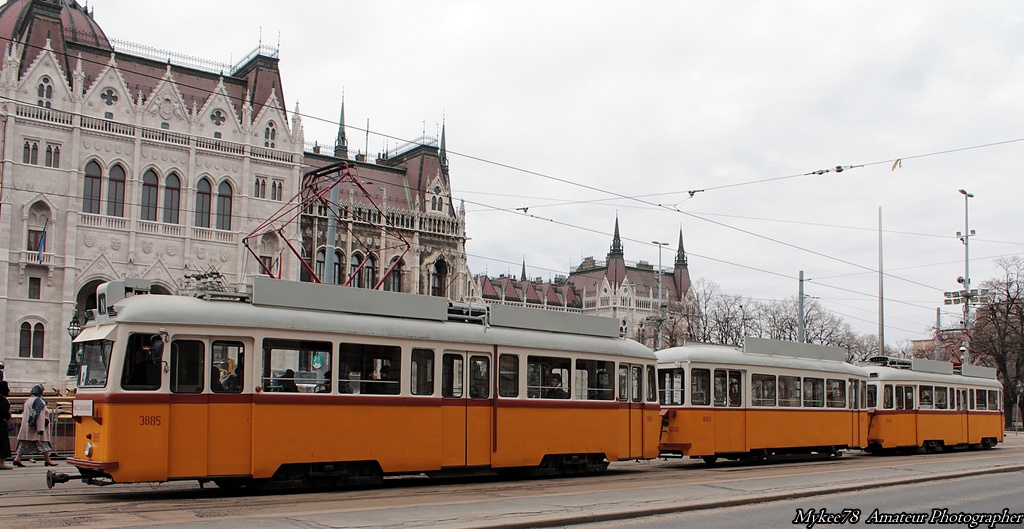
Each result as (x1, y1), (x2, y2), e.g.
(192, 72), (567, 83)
(657, 338), (869, 464)
(862, 356), (1003, 453)
(50, 277), (660, 489)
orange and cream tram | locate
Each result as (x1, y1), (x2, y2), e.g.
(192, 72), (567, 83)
(862, 357), (1003, 453)
(50, 277), (660, 489)
(657, 337), (869, 464)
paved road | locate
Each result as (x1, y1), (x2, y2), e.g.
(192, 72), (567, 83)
(0, 433), (1022, 528)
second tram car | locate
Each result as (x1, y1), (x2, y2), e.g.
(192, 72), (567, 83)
(862, 356), (1003, 453)
(657, 338), (869, 464)
(52, 277), (660, 489)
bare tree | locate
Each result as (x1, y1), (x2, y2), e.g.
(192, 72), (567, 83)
(973, 256), (1024, 428)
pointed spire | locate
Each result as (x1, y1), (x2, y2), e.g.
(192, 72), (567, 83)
(608, 216), (624, 258)
(439, 117), (448, 171)
(675, 229), (687, 267)
(520, 259), (527, 282)
(334, 92), (348, 159)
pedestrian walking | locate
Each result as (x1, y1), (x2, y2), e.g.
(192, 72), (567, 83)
(12, 385), (56, 467)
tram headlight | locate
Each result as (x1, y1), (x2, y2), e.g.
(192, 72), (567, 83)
(83, 442), (93, 458)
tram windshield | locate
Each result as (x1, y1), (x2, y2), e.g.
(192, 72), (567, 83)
(78, 340), (113, 388)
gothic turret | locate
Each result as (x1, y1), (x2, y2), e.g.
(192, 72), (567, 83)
(334, 95), (348, 159)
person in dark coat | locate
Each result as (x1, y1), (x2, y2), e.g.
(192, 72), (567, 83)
(278, 369), (299, 392)
(0, 381), (12, 469)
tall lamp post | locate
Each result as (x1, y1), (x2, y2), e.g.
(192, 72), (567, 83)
(65, 305), (82, 377)
(652, 241), (669, 350)
(957, 189), (974, 366)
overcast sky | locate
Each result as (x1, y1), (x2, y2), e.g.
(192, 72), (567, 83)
(89, 1), (1024, 346)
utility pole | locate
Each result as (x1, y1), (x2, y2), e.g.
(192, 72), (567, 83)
(957, 189), (974, 366)
(878, 207), (885, 355)
(798, 270), (805, 343)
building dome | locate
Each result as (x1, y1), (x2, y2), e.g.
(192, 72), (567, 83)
(0, 0), (111, 51)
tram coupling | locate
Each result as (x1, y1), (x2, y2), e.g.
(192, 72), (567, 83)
(46, 469), (113, 489)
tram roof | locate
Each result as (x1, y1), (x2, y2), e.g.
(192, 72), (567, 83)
(655, 339), (866, 376)
(82, 287), (655, 360)
(862, 364), (1002, 388)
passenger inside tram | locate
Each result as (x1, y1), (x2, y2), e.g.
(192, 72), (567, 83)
(544, 373), (568, 399)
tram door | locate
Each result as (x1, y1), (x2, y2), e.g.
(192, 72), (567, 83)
(958, 388), (970, 444)
(441, 352), (493, 468)
(620, 364), (646, 458)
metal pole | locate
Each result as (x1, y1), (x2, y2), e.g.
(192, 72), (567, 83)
(959, 189), (973, 365)
(323, 181), (341, 283)
(935, 308), (941, 361)
(878, 207), (885, 355)
(798, 270), (805, 343)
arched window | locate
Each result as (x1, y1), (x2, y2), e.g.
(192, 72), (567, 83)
(163, 173), (181, 224)
(45, 145), (53, 166)
(264, 121), (276, 148)
(141, 170), (159, 221)
(107, 164), (126, 217)
(363, 254), (377, 289)
(18, 322), (44, 358)
(315, 248), (326, 280)
(52, 146), (60, 167)
(30, 143), (38, 165)
(333, 250), (344, 284)
(23, 141), (30, 163)
(275, 182), (283, 201)
(37, 76), (52, 108)
(430, 259), (448, 297)
(431, 196), (437, 210)
(253, 178), (260, 197)
(83, 161), (102, 214)
(384, 259), (403, 292)
(195, 178), (212, 228)
(216, 181), (233, 230)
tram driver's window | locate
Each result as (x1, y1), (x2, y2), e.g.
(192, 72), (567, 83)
(988, 390), (999, 410)
(498, 354), (519, 398)
(170, 340), (204, 394)
(660, 368), (685, 405)
(121, 333), (163, 391)
(976, 389), (988, 410)
(883, 385), (893, 409)
(647, 366), (658, 402)
(866, 384), (877, 408)
(212, 341), (244, 393)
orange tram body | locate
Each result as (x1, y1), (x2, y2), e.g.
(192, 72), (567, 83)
(51, 277), (660, 489)
(862, 356), (1003, 453)
(657, 338), (869, 464)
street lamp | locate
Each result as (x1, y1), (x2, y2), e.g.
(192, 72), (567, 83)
(65, 305), (82, 377)
(652, 241), (669, 350)
(957, 189), (974, 366)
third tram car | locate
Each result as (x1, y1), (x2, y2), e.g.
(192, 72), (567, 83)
(657, 338), (869, 464)
(862, 356), (1003, 453)
(51, 277), (660, 489)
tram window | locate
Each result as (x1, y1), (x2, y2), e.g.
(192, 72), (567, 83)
(442, 353), (464, 398)
(78, 340), (113, 388)
(498, 354), (519, 398)
(866, 384), (877, 408)
(690, 368), (711, 406)
(934, 386), (948, 409)
(848, 379), (859, 409)
(121, 333), (162, 391)
(860, 381), (867, 409)
(778, 375), (801, 407)
(647, 366), (658, 402)
(576, 359), (614, 400)
(713, 370), (728, 407)
(338, 342), (400, 395)
(751, 374), (776, 407)
(969, 388), (975, 410)
(411, 348), (435, 396)
(469, 356), (490, 399)
(263, 339), (332, 393)
(659, 368), (685, 405)
(900, 385), (914, 410)
(803, 378), (824, 408)
(170, 340), (204, 394)
(527, 355), (570, 399)
(883, 385), (893, 409)
(826, 379), (846, 408)
(212, 341), (244, 393)
(618, 365), (629, 401)
(988, 390), (999, 411)
(919, 386), (933, 409)
(975, 389), (987, 410)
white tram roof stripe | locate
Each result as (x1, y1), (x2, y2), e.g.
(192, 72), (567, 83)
(864, 366), (1002, 389)
(655, 341), (866, 377)
(90, 294), (655, 360)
